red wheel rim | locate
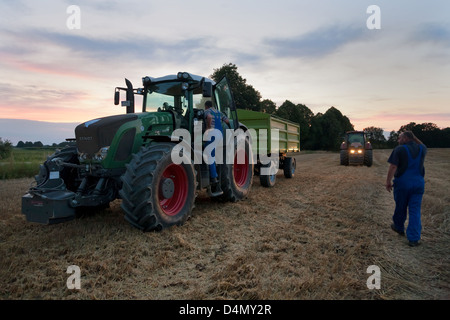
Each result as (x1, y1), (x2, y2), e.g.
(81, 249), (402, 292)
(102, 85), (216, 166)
(159, 164), (188, 216)
(234, 149), (249, 187)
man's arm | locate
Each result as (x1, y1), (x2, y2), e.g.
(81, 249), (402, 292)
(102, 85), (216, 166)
(385, 164), (397, 192)
(206, 114), (213, 130)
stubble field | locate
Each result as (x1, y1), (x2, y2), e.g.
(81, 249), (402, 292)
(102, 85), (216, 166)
(0, 149), (449, 300)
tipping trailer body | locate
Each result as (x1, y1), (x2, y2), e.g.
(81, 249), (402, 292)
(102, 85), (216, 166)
(236, 109), (300, 187)
(236, 109), (300, 155)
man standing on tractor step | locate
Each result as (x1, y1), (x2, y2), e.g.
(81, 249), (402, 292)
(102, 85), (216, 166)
(204, 100), (229, 187)
(385, 131), (427, 247)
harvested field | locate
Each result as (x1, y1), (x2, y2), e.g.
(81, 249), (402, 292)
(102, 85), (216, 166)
(0, 149), (449, 300)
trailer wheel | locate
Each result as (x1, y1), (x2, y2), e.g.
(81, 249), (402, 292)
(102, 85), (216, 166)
(283, 157), (296, 178)
(120, 142), (196, 231)
(260, 161), (277, 187)
(219, 138), (253, 202)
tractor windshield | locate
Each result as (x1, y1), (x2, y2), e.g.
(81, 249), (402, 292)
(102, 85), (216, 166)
(348, 133), (365, 145)
(145, 81), (188, 115)
(144, 80), (208, 115)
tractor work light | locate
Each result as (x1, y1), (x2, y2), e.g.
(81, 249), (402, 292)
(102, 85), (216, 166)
(78, 152), (88, 162)
(142, 76), (151, 85)
(177, 72), (192, 80)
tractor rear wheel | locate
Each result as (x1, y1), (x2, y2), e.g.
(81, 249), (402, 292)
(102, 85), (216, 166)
(219, 138), (253, 202)
(283, 157), (296, 178)
(120, 142), (196, 231)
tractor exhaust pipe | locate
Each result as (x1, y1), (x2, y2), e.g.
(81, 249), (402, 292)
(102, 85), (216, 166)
(125, 78), (135, 114)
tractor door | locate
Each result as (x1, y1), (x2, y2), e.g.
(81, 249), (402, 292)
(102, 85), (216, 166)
(213, 76), (239, 130)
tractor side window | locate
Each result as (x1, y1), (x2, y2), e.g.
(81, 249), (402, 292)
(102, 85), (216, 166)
(214, 79), (233, 118)
(193, 95), (211, 110)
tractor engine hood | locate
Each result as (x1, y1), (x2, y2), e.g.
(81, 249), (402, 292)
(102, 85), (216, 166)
(75, 114), (138, 154)
(350, 142), (363, 148)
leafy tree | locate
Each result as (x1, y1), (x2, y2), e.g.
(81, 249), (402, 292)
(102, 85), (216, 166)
(363, 126), (387, 148)
(398, 122), (449, 147)
(16, 141), (25, 148)
(303, 107), (354, 151)
(33, 141), (44, 148)
(275, 100), (314, 146)
(211, 63), (262, 111)
(0, 138), (13, 160)
(260, 99), (276, 114)
(387, 130), (399, 148)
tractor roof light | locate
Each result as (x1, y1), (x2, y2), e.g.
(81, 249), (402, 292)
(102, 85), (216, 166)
(177, 72), (192, 80)
(142, 76), (151, 85)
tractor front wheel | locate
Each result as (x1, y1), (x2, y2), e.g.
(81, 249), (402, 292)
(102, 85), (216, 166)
(364, 149), (373, 167)
(120, 142), (196, 231)
(340, 150), (349, 166)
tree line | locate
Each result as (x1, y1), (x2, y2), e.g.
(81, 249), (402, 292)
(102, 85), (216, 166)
(211, 63), (450, 150)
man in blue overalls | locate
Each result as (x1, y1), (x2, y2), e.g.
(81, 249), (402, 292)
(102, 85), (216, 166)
(204, 100), (229, 187)
(386, 131), (427, 247)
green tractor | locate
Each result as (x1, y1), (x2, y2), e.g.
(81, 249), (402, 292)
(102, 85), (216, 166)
(22, 72), (254, 231)
(340, 131), (373, 167)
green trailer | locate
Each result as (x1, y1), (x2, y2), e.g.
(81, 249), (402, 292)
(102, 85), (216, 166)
(237, 109), (300, 187)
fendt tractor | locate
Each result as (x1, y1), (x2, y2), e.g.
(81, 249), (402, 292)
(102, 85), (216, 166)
(339, 131), (373, 167)
(22, 72), (254, 231)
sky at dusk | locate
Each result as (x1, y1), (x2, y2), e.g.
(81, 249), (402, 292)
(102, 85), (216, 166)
(1, 0), (449, 145)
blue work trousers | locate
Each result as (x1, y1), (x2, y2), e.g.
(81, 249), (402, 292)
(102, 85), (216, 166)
(393, 178), (424, 242)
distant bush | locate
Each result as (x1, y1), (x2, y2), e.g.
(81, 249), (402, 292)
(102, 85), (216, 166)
(0, 138), (13, 160)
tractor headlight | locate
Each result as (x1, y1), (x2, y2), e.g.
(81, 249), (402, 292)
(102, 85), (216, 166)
(357, 149), (363, 154)
(93, 146), (110, 162)
(78, 152), (88, 162)
(350, 149), (355, 154)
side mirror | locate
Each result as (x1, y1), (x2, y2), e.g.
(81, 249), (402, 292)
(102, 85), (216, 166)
(202, 82), (212, 98)
(114, 90), (120, 105)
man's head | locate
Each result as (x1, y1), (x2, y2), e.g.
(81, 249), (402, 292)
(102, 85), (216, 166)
(398, 131), (415, 145)
(205, 100), (213, 109)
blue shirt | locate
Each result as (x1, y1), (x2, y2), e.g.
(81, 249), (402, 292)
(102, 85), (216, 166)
(204, 107), (228, 129)
(388, 141), (427, 178)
